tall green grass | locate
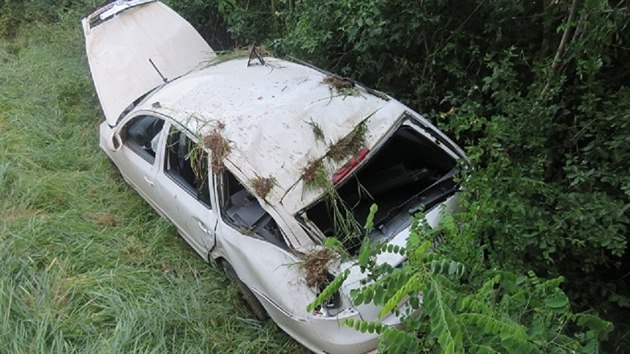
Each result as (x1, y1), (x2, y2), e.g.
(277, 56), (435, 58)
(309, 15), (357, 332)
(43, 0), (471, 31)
(0, 7), (305, 354)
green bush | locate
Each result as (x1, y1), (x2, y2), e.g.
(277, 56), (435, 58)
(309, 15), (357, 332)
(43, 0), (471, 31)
(164, 0), (234, 49)
(313, 213), (614, 353)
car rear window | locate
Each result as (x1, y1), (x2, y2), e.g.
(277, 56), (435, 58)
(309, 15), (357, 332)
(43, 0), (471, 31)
(299, 121), (459, 253)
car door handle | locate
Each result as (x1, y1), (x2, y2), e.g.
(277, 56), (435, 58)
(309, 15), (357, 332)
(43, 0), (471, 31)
(198, 222), (209, 233)
(143, 175), (154, 186)
(194, 218), (209, 233)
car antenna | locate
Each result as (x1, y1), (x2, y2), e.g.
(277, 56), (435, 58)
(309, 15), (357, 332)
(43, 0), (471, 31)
(148, 58), (168, 83)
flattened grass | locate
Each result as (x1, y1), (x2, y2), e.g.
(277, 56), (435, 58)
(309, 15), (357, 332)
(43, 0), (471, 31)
(0, 9), (305, 354)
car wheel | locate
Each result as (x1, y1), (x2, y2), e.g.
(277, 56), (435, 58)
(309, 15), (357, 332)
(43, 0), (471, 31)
(219, 260), (268, 321)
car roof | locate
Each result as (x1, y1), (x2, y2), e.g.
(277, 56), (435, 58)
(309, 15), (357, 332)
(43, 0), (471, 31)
(141, 57), (406, 214)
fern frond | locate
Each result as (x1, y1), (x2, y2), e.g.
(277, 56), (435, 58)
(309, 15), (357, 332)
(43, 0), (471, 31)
(425, 276), (464, 354)
(306, 269), (349, 312)
(379, 273), (422, 318)
(363, 203), (378, 234)
(537, 276), (565, 293)
(343, 318), (386, 334)
(380, 242), (406, 255)
(459, 313), (528, 341)
(500, 336), (542, 354)
(430, 259), (466, 279)
(575, 313), (613, 336)
(410, 240), (432, 263)
(479, 274), (501, 294)
(468, 344), (501, 354)
(457, 295), (493, 315)
(381, 327), (420, 354)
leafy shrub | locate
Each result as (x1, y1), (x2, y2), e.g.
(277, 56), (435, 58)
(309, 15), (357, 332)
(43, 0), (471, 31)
(314, 213), (613, 353)
(216, 0), (284, 47)
(163, 0), (234, 49)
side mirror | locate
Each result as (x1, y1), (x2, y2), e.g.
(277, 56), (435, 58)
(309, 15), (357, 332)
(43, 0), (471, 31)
(106, 131), (122, 152)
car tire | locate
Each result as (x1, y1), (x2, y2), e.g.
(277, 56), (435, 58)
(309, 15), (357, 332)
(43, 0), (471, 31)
(219, 260), (268, 321)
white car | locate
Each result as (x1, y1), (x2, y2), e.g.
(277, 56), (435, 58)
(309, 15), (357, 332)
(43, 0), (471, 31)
(82, 1), (465, 353)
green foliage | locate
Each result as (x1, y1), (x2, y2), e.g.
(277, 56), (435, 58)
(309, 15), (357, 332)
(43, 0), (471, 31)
(215, 0), (283, 46)
(436, 3), (630, 332)
(306, 269), (349, 312)
(164, 0), (233, 49)
(0, 0), (93, 38)
(328, 214), (614, 353)
(322, 236), (346, 254)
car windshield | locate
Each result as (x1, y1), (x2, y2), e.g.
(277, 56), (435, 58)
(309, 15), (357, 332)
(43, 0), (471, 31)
(298, 119), (459, 253)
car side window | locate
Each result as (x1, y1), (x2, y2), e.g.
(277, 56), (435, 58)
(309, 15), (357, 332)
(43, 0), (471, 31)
(219, 170), (287, 249)
(164, 126), (211, 208)
(122, 115), (165, 164)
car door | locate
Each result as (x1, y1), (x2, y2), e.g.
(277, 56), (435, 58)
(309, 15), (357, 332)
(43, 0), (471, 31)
(111, 114), (166, 205)
(214, 170), (316, 317)
(152, 124), (217, 258)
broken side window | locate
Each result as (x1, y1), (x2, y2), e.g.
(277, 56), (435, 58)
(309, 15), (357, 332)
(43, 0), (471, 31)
(300, 119), (459, 253)
(219, 170), (287, 249)
(122, 115), (165, 164)
(164, 127), (211, 208)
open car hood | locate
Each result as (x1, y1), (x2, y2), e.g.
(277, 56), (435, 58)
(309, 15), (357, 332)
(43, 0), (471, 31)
(82, 0), (214, 125)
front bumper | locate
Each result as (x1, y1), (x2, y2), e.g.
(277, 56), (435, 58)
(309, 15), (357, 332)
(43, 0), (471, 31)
(256, 291), (401, 354)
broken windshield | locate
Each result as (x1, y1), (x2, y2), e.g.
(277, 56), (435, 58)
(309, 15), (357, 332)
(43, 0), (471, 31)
(299, 118), (459, 253)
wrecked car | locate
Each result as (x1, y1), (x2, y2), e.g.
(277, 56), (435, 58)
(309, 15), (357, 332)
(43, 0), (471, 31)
(82, 1), (466, 353)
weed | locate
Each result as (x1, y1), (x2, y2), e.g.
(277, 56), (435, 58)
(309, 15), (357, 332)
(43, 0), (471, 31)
(90, 213), (118, 227)
(323, 237), (348, 255)
(203, 126), (231, 173)
(187, 142), (209, 190)
(251, 175), (275, 199)
(322, 75), (354, 91)
(305, 118), (325, 143)
(300, 157), (363, 250)
(326, 192), (362, 249)
(302, 159), (332, 189)
(322, 75), (361, 97)
(328, 122), (367, 162)
(300, 248), (336, 288)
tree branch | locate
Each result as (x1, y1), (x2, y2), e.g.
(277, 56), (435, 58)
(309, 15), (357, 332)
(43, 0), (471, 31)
(539, 0), (579, 100)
